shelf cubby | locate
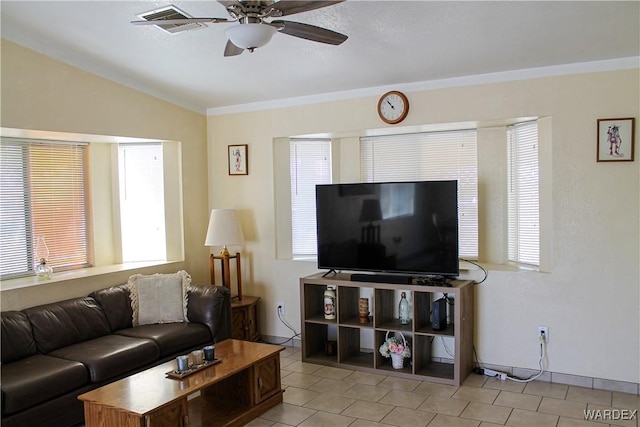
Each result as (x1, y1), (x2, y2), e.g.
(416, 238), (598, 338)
(374, 288), (412, 333)
(338, 326), (374, 369)
(413, 335), (455, 381)
(302, 322), (336, 364)
(414, 292), (455, 336)
(374, 329), (413, 374)
(303, 283), (331, 323)
(338, 286), (373, 327)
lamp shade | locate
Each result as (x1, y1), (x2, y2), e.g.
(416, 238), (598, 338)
(359, 199), (383, 222)
(225, 23), (277, 50)
(204, 209), (245, 247)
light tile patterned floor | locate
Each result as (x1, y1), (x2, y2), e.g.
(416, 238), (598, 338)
(249, 347), (639, 427)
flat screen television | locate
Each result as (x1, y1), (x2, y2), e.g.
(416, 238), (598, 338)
(316, 180), (459, 277)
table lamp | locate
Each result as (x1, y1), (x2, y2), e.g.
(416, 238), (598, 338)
(204, 209), (245, 299)
(359, 199), (382, 244)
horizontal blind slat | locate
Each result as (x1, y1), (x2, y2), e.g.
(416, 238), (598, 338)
(507, 121), (539, 265)
(1, 138), (91, 278)
(361, 130), (478, 258)
(290, 139), (331, 257)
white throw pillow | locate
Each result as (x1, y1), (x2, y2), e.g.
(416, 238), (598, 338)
(128, 271), (191, 326)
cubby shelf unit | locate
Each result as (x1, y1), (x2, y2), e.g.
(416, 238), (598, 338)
(300, 272), (474, 386)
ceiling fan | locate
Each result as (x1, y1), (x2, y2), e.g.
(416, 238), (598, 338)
(131, 0), (348, 57)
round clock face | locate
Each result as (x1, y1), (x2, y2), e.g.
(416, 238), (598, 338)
(378, 91), (409, 124)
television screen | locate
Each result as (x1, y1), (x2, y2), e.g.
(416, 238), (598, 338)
(316, 180), (459, 277)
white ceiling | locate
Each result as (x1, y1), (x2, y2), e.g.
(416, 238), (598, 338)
(2, 1), (639, 114)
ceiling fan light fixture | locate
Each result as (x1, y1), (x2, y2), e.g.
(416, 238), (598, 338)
(225, 23), (277, 50)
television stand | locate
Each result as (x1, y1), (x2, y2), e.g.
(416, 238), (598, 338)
(300, 272), (474, 386)
(351, 273), (412, 285)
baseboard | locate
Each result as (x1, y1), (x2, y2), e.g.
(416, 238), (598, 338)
(480, 362), (639, 395)
(260, 335), (302, 348)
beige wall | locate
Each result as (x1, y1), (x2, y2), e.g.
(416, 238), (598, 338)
(1, 38), (638, 384)
(0, 40), (210, 308)
(208, 69), (639, 383)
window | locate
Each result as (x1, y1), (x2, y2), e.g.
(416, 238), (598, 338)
(361, 130), (478, 258)
(118, 143), (166, 262)
(290, 138), (331, 257)
(507, 121), (539, 266)
(0, 130), (184, 283)
(0, 138), (91, 279)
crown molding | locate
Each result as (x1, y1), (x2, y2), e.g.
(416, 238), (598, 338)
(206, 56), (639, 116)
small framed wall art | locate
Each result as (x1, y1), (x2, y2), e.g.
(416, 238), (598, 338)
(228, 144), (248, 175)
(597, 117), (635, 162)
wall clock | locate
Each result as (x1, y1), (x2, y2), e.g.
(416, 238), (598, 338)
(377, 91), (409, 124)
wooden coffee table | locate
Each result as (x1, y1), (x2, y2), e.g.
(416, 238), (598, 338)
(78, 339), (285, 427)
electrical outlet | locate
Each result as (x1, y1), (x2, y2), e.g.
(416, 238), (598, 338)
(537, 326), (549, 343)
(277, 301), (285, 316)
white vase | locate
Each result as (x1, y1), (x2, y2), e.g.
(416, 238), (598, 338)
(323, 286), (336, 320)
(391, 353), (404, 369)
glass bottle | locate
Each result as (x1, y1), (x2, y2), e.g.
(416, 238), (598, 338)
(399, 291), (409, 325)
(35, 259), (53, 280)
(35, 236), (53, 280)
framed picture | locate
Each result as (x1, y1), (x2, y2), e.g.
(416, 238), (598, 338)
(597, 118), (635, 162)
(228, 144), (248, 175)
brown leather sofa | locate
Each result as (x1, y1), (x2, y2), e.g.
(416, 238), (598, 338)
(1, 283), (232, 427)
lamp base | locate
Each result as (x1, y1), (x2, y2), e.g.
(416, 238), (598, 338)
(209, 252), (243, 300)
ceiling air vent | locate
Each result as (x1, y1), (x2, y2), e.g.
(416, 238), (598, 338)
(138, 5), (206, 34)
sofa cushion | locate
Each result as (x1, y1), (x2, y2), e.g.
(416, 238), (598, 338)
(128, 271), (190, 326)
(24, 297), (111, 354)
(186, 285), (232, 342)
(89, 284), (133, 332)
(116, 322), (211, 357)
(49, 334), (159, 383)
(1, 354), (87, 416)
(1, 311), (37, 364)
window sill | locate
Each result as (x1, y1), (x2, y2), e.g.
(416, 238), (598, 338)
(0, 260), (183, 292)
(289, 258), (540, 275)
(292, 256), (317, 262)
(474, 261), (540, 272)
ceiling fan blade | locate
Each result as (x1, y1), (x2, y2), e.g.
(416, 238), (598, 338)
(131, 18), (228, 25)
(271, 1), (345, 17)
(224, 39), (244, 57)
(271, 20), (347, 45)
(217, 0), (243, 8)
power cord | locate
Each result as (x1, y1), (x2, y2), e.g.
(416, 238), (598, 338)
(472, 345), (482, 369)
(277, 305), (298, 335)
(506, 333), (545, 383)
(472, 333), (546, 382)
(460, 258), (488, 284)
(261, 305), (301, 346)
(442, 293), (455, 306)
(441, 336), (455, 358)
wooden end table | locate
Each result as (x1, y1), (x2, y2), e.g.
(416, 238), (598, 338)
(78, 339), (284, 427)
(231, 295), (260, 341)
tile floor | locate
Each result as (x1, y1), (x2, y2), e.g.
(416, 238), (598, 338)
(248, 347), (639, 427)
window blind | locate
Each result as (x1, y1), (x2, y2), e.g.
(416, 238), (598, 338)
(360, 130), (478, 258)
(507, 121), (539, 266)
(290, 138), (331, 257)
(118, 143), (166, 262)
(0, 138), (91, 278)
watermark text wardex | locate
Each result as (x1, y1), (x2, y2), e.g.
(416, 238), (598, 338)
(583, 409), (637, 421)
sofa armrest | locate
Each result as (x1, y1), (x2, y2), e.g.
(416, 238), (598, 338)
(187, 285), (232, 342)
